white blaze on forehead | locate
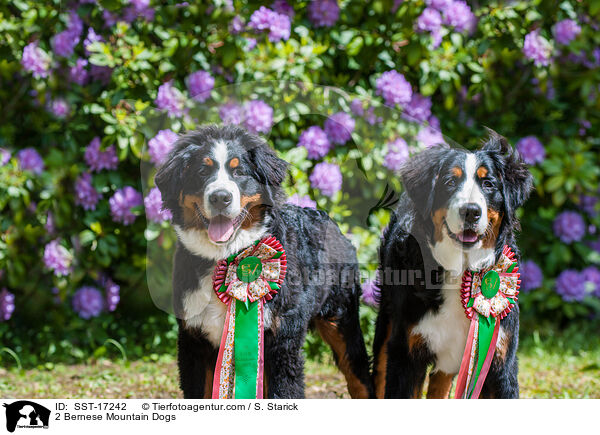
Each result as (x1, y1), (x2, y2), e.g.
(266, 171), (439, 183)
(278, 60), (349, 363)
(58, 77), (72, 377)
(204, 140), (241, 218)
(445, 153), (488, 234)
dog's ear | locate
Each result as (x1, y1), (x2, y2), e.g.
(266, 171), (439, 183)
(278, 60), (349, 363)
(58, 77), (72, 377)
(155, 149), (185, 213)
(401, 145), (448, 219)
(246, 139), (289, 206)
(248, 142), (289, 187)
(482, 128), (533, 218)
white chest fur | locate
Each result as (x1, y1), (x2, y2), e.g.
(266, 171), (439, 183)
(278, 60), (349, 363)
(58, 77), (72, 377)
(183, 273), (227, 347)
(182, 272), (273, 348)
(412, 275), (470, 374)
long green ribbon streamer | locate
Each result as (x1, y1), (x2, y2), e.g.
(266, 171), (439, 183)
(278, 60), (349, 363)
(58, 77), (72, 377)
(467, 315), (495, 398)
(234, 300), (259, 399)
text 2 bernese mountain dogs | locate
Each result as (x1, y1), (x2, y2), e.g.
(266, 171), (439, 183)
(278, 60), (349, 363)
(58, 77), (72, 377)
(373, 131), (533, 399)
(155, 124), (372, 399)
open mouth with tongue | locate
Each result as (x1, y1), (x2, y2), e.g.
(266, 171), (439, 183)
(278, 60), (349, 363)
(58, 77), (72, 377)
(444, 220), (483, 247)
(194, 204), (245, 244)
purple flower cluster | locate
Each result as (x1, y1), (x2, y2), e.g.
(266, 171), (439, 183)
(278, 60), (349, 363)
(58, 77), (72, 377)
(298, 126), (331, 159)
(519, 260), (543, 292)
(72, 286), (104, 319)
(243, 100), (273, 134)
(582, 266), (600, 298)
(155, 81), (187, 118)
(553, 211), (586, 244)
(0, 148), (10, 166)
(51, 11), (84, 58)
(74, 173), (101, 211)
(287, 193), (317, 209)
(69, 58), (89, 85)
(84, 28), (103, 55)
(17, 148), (44, 174)
(443, 0), (476, 32)
(553, 19), (581, 46)
(109, 186), (143, 225)
(148, 129), (178, 165)
(417, 8), (442, 32)
(248, 6), (291, 42)
(102, 277), (121, 312)
(403, 93), (432, 123)
(417, 0), (476, 45)
(0, 289), (15, 321)
(43, 240), (73, 277)
(123, 0), (155, 22)
(426, 0), (452, 8)
(324, 112), (355, 145)
(144, 187), (172, 223)
(84, 137), (119, 172)
(219, 102), (244, 125)
(49, 98), (70, 118)
(416, 126), (445, 148)
(376, 70), (413, 107)
(361, 280), (380, 306)
(579, 193), (599, 217)
(555, 269), (585, 302)
(187, 71), (214, 102)
(383, 138), (410, 171)
(350, 99), (364, 116)
(523, 30), (553, 66)
(515, 135), (545, 165)
(309, 162), (342, 198)
(272, 0), (294, 18)
(308, 0), (340, 28)
(229, 16), (245, 34)
(21, 42), (52, 78)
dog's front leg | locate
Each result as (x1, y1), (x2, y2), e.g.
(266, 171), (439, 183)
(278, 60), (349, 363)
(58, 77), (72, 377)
(177, 320), (217, 399)
(382, 326), (429, 399)
(263, 328), (307, 399)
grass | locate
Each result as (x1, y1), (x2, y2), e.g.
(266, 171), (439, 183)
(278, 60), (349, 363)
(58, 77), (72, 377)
(1, 337), (599, 398)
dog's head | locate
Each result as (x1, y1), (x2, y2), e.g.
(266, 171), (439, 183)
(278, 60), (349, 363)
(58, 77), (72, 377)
(401, 131), (533, 271)
(155, 125), (288, 250)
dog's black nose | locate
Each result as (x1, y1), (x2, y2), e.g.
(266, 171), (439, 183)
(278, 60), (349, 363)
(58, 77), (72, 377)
(209, 190), (233, 209)
(459, 203), (482, 224)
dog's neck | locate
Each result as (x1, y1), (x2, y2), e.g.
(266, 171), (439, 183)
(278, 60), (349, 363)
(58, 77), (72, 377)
(428, 237), (496, 277)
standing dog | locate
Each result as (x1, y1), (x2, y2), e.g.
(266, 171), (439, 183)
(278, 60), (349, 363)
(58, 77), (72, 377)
(373, 132), (532, 398)
(155, 124), (372, 399)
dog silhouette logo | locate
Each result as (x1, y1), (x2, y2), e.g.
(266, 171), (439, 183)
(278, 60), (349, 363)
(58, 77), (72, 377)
(3, 401), (50, 433)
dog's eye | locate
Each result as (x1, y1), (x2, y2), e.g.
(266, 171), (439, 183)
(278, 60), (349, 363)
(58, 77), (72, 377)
(445, 178), (457, 187)
(481, 179), (495, 190)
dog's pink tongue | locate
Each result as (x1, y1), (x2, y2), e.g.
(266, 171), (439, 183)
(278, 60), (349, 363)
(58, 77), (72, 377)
(208, 215), (234, 243)
(458, 230), (478, 243)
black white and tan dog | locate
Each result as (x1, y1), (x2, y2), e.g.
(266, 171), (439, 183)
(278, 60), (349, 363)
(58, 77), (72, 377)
(155, 124), (373, 399)
(372, 132), (533, 398)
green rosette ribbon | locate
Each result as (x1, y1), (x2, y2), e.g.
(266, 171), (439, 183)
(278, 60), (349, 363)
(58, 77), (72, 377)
(455, 245), (520, 399)
(211, 236), (286, 399)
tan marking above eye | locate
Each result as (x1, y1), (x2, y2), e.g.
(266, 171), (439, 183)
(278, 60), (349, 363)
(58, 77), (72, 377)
(229, 157), (240, 168)
(203, 157), (213, 166)
(477, 166), (488, 178)
(451, 167), (463, 178)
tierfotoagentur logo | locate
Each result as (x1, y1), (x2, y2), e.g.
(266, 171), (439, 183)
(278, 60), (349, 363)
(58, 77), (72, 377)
(2, 401), (50, 433)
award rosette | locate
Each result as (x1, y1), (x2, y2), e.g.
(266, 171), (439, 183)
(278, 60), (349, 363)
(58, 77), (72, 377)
(455, 245), (520, 399)
(211, 236), (287, 399)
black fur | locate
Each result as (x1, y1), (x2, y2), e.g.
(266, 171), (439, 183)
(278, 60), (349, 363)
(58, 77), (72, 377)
(156, 125), (373, 399)
(373, 132), (532, 399)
